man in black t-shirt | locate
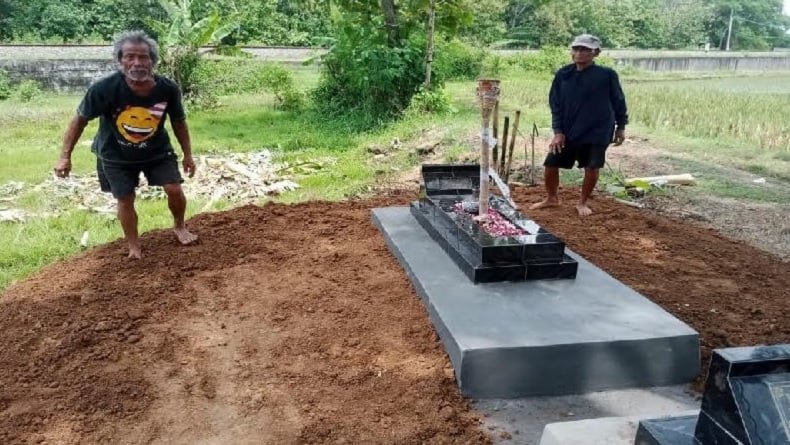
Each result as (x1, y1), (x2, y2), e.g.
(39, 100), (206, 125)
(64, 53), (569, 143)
(53, 30), (198, 259)
(530, 34), (629, 216)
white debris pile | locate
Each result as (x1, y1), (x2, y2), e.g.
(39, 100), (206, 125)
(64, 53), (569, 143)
(35, 174), (117, 214)
(0, 181), (30, 222)
(1, 150), (332, 221)
(185, 150), (310, 205)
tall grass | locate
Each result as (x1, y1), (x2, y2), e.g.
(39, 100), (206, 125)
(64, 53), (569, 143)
(629, 84), (790, 152)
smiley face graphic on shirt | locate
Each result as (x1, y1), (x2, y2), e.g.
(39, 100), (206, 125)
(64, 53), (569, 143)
(115, 102), (167, 144)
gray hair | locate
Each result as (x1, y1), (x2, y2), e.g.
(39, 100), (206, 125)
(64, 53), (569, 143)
(113, 30), (160, 66)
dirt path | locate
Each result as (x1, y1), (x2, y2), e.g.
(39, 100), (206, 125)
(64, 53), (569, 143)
(1, 187), (788, 444)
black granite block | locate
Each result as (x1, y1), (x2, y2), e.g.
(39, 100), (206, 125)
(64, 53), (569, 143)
(422, 164), (480, 196)
(731, 373), (790, 444)
(474, 263), (527, 283)
(693, 411), (742, 445)
(634, 415), (697, 445)
(695, 345), (790, 445)
(525, 255), (579, 280)
(411, 203), (528, 283)
(638, 345), (790, 445)
(410, 195), (578, 283)
(422, 164), (479, 176)
(519, 234), (566, 263)
(412, 165), (582, 283)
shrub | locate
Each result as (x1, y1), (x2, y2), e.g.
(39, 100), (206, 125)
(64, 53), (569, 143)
(312, 25), (427, 126)
(191, 59), (303, 110)
(0, 70), (10, 100)
(12, 80), (42, 102)
(510, 47), (569, 75)
(480, 54), (505, 78)
(433, 39), (486, 80)
(408, 86), (454, 115)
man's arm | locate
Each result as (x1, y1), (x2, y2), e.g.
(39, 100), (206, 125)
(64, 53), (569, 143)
(548, 73), (565, 152)
(171, 119), (195, 178)
(53, 115), (89, 178)
(549, 74), (564, 135)
(609, 70), (628, 145)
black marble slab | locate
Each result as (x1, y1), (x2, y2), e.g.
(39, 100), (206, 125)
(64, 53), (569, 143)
(422, 164), (480, 196)
(636, 344), (790, 445)
(414, 163), (580, 283)
(635, 415), (697, 445)
(410, 201), (578, 283)
(695, 345), (790, 445)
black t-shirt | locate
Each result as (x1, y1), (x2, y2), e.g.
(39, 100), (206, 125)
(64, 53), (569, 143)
(78, 71), (186, 164)
(549, 63), (628, 146)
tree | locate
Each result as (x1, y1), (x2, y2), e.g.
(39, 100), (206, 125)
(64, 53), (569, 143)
(706, 0), (788, 50)
(457, 0), (508, 45)
(147, 0), (240, 98)
(313, 0), (472, 124)
(86, 0), (167, 41)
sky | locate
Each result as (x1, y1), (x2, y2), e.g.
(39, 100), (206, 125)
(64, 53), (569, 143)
(786, 0), (790, 15)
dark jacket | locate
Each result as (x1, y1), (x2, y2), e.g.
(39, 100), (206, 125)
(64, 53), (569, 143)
(549, 63), (628, 146)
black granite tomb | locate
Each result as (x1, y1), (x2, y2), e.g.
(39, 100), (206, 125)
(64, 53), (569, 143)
(635, 344), (790, 445)
(410, 164), (578, 283)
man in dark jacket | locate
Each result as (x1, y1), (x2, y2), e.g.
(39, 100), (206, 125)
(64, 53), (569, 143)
(53, 30), (198, 258)
(530, 34), (628, 216)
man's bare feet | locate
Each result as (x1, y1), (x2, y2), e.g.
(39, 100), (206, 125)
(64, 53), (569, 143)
(128, 241), (142, 259)
(529, 198), (560, 210)
(576, 203), (593, 216)
(174, 227), (198, 245)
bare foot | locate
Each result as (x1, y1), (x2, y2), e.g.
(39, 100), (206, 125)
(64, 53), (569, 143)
(128, 241), (142, 259)
(529, 198), (559, 210)
(576, 203), (593, 216)
(174, 227), (198, 245)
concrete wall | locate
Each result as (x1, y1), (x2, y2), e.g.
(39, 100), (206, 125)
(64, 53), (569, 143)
(0, 59), (116, 92)
(615, 56), (790, 71)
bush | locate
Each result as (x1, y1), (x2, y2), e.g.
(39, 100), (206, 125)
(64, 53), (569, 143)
(509, 47), (570, 75)
(312, 24), (427, 126)
(407, 86), (454, 115)
(0, 70), (11, 100)
(433, 39), (486, 80)
(191, 59), (303, 110)
(480, 54), (505, 78)
(12, 80), (42, 102)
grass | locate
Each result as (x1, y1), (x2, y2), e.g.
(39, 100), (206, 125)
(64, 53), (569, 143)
(667, 157), (790, 204)
(1, 63), (789, 292)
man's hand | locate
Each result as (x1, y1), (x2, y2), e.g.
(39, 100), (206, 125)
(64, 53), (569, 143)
(549, 133), (565, 154)
(182, 154), (196, 178)
(613, 129), (625, 146)
(53, 157), (72, 178)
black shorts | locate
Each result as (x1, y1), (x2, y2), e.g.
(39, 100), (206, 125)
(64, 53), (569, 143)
(543, 143), (608, 169)
(97, 157), (183, 199)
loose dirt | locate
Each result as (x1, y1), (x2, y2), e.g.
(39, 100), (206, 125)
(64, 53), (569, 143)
(1, 186), (788, 444)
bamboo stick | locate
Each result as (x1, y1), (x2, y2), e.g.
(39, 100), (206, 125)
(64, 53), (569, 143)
(491, 100), (499, 171)
(499, 116), (510, 176)
(504, 110), (521, 183)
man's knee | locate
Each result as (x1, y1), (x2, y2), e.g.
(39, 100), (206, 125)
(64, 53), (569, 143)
(116, 194), (136, 209)
(162, 182), (184, 194)
(583, 167), (600, 178)
(162, 182), (184, 195)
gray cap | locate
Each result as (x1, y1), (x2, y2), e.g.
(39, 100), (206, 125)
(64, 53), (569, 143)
(570, 34), (601, 50)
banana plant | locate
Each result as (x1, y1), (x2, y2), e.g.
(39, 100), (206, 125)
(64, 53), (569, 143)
(147, 0), (240, 96)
